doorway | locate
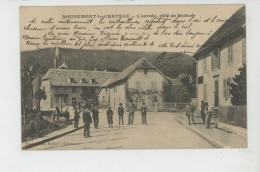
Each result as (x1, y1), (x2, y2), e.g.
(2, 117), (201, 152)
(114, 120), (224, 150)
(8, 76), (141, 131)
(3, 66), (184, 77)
(214, 80), (219, 107)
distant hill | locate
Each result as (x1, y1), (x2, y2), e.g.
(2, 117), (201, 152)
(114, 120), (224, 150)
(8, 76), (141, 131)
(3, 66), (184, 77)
(20, 48), (196, 78)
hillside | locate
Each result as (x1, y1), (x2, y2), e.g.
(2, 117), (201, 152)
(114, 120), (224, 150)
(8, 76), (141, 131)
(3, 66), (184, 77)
(20, 48), (196, 78)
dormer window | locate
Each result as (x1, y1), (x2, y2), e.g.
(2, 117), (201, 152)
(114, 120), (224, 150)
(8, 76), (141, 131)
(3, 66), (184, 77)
(81, 78), (87, 84)
(68, 78), (76, 83)
(90, 79), (97, 84)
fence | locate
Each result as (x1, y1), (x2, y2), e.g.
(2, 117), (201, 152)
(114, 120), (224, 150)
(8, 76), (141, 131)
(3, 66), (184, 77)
(157, 102), (188, 112)
(218, 105), (247, 128)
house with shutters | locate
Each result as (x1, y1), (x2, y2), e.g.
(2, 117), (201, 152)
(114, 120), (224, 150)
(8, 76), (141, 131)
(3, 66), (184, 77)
(40, 68), (118, 110)
(194, 6), (246, 109)
(98, 57), (182, 110)
(40, 47), (119, 110)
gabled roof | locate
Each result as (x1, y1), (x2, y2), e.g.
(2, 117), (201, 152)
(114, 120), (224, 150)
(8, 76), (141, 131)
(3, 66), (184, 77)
(194, 6), (245, 59)
(42, 68), (119, 87)
(59, 62), (68, 69)
(107, 57), (157, 85)
(106, 57), (180, 86)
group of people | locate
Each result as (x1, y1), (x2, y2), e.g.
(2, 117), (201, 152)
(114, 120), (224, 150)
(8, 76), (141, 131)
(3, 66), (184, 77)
(73, 104), (94, 138)
(106, 101), (148, 128)
(73, 101), (148, 138)
(185, 99), (211, 129)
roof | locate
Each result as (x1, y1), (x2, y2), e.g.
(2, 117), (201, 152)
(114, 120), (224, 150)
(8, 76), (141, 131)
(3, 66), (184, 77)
(168, 78), (182, 85)
(42, 68), (119, 87)
(107, 57), (157, 85)
(194, 6), (245, 59)
(58, 62), (68, 69)
(107, 57), (181, 86)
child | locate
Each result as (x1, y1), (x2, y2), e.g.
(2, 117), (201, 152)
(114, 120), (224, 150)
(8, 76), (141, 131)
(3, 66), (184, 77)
(106, 106), (113, 128)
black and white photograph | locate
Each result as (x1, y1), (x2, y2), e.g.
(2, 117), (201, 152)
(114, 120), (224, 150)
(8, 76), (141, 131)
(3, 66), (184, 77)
(20, 5), (248, 150)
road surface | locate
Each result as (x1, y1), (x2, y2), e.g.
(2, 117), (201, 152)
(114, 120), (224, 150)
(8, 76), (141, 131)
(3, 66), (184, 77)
(31, 110), (214, 150)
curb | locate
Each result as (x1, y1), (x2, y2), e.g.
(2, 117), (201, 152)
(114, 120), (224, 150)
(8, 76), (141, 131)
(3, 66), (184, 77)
(22, 126), (84, 150)
(172, 116), (228, 148)
(216, 122), (247, 139)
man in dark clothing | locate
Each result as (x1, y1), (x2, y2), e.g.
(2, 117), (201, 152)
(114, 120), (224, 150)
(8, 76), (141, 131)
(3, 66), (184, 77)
(200, 100), (205, 125)
(106, 106), (113, 128)
(118, 103), (124, 125)
(92, 105), (99, 129)
(82, 105), (92, 138)
(128, 102), (136, 125)
(140, 102), (147, 124)
(73, 107), (80, 128)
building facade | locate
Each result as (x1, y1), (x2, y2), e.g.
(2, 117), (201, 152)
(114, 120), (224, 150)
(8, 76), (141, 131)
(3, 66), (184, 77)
(194, 6), (246, 109)
(98, 57), (182, 110)
(41, 68), (118, 110)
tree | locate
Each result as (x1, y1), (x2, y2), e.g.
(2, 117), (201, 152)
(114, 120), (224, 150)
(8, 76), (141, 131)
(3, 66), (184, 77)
(177, 73), (196, 102)
(35, 88), (47, 108)
(228, 64), (247, 105)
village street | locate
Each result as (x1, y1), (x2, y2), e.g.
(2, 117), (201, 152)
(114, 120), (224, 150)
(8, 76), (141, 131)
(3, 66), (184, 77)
(30, 110), (215, 150)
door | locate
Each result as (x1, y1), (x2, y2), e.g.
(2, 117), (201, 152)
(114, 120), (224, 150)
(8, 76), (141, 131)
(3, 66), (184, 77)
(214, 80), (219, 107)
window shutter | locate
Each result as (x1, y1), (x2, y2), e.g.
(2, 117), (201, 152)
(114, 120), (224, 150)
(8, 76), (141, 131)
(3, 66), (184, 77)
(223, 79), (227, 99)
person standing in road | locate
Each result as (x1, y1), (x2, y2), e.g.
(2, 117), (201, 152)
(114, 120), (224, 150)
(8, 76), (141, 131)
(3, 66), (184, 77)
(82, 105), (92, 138)
(118, 103), (124, 125)
(200, 100), (205, 125)
(190, 101), (196, 125)
(185, 101), (192, 125)
(73, 106), (80, 128)
(106, 106), (114, 128)
(128, 101), (136, 125)
(204, 102), (211, 129)
(92, 105), (99, 129)
(140, 102), (147, 124)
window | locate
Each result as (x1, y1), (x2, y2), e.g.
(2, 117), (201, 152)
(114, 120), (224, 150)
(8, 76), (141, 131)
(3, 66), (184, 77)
(62, 87), (67, 93)
(211, 50), (220, 70)
(151, 81), (156, 89)
(144, 69), (148, 74)
(63, 96), (67, 103)
(72, 87), (76, 93)
(69, 78), (76, 83)
(223, 79), (230, 100)
(91, 79), (97, 84)
(56, 96), (59, 103)
(81, 78), (87, 84)
(135, 81), (141, 89)
(228, 45), (233, 64)
(102, 96), (105, 102)
(105, 88), (108, 92)
(114, 86), (117, 92)
(203, 57), (207, 72)
(198, 76), (203, 84)
(203, 83), (207, 100)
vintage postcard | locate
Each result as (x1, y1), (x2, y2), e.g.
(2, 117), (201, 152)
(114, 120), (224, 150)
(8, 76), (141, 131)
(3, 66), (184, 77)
(20, 5), (247, 150)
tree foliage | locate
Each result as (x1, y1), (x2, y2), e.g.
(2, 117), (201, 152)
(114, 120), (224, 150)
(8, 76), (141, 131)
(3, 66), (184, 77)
(35, 89), (47, 101)
(228, 64), (247, 105)
(177, 73), (196, 102)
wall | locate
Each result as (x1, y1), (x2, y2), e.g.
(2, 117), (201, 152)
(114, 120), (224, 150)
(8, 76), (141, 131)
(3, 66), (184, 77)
(98, 87), (110, 107)
(219, 105), (247, 128)
(109, 83), (126, 110)
(197, 36), (246, 109)
(127, 68), (167, 109)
